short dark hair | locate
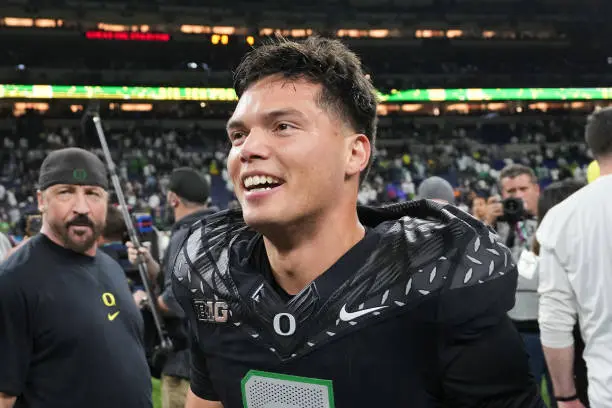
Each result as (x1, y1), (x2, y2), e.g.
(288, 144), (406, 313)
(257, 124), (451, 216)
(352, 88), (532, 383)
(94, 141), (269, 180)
(233, 35), (379, 182)
(585, 107), (612, 159)
(177, 195), (206, 209)
(103, 205), (127, 241)
(499, 164), (537, 184)
(533, 179), (585, 255)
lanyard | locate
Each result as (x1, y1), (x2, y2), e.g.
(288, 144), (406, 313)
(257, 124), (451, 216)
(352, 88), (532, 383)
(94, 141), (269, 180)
(514, 221), (530, 249)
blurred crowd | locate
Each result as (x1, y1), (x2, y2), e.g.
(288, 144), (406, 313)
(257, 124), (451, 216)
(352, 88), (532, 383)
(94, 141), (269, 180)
(0, 114), (594, 238)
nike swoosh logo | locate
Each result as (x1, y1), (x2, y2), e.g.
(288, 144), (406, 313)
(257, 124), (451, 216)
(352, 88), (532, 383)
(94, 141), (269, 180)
(108, 311), (120, 321)
(339, 304), (388, 322)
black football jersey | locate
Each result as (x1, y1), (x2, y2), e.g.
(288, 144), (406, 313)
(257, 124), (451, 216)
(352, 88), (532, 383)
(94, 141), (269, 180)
(172, 200), (545, 408)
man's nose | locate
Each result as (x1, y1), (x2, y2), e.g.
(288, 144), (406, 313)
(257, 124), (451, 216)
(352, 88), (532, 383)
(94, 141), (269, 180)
(239, 128), (270, 163)
(73, 192), (91, 214)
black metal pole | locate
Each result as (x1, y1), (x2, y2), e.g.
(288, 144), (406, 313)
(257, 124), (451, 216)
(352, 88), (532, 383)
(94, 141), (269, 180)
(88, 108), (172, 352)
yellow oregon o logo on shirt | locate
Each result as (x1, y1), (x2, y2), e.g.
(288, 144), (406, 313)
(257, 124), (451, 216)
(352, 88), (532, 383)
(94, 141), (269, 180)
(102, 292), (116, 307)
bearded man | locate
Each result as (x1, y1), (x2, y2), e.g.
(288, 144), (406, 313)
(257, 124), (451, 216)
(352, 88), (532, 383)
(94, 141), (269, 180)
(0, 148), (152, 408)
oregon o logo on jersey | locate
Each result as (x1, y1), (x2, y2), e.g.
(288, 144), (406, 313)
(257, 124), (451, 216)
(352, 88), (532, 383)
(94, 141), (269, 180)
(241, 370), (335, 408)
(273, 313), (296, 336)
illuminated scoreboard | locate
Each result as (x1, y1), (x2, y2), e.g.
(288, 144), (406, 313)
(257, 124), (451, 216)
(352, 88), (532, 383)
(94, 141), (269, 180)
(85, 30), (171, 42)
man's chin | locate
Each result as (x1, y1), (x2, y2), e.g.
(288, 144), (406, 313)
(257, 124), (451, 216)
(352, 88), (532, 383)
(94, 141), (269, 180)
(242, 208), (274, 228)
(63, 230), (97, 254)
(242, 209), (297, 234)
(65, 239), (96, 254)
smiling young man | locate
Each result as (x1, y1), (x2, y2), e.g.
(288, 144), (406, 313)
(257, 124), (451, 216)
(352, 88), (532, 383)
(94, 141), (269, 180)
(0, 148), (151, 408)
(172, 37), (545, 408)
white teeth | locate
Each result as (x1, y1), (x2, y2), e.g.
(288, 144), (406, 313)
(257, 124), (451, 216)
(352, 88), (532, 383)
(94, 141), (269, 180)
(243, 175), (282, 189)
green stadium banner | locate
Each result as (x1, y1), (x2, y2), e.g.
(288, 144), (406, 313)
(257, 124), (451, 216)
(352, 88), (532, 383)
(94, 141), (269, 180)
(2, 84), (612, 102)
(0, 85), (238, 101)
(378, 87), (612, 102)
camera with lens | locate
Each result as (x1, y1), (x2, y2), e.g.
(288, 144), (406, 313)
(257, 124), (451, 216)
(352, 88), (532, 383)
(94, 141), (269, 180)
(497, 197), (528, 224)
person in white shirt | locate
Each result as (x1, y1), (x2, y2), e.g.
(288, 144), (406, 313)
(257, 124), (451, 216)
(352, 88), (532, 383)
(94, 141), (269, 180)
(536, 107), (612, 408)
(532, 180), (587, 406)
(0, 233), (12, 261)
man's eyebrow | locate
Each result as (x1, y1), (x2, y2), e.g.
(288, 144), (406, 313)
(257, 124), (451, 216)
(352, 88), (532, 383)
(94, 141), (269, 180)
(51, 184), (74, 191)
(226, 118), (245, 133)
(226, 108), (306, 132)
(262, 108), (306, 121)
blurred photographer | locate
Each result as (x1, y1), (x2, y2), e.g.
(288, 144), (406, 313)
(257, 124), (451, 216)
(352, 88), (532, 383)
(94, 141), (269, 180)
(2, 214), (43, 261)
(128, 167), (216, 408)
(98, 205), (148, 304)
(485, 164), (540, 249)
(485, 164), (549, 395)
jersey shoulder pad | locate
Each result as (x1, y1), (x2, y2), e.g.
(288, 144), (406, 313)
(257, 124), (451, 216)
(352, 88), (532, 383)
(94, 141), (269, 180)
(432, 204), (518, 325)
(349, 202), (500, 306)
(171, 209), (253, 300)
(373, 201), (493, 273)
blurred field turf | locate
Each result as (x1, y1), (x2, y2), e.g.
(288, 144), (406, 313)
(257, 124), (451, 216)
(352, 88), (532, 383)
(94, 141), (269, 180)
(152, 378), (161, 408)
(542, 380), (550, 406)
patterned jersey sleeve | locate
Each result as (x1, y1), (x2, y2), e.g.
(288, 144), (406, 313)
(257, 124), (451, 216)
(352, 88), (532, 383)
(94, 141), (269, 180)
(439, 222), (517, 326)
(172, 264), (221, 402)
(170, 211), (247, 403)
(436, 218), (544, 407)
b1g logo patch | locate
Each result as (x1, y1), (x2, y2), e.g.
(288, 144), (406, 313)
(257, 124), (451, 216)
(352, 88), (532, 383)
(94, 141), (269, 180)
(193, 300), (229, 323)
(241, 370), (335, 408)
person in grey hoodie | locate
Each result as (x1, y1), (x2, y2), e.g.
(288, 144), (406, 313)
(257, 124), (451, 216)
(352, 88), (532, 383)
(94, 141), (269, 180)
(417, 176), (456, 205)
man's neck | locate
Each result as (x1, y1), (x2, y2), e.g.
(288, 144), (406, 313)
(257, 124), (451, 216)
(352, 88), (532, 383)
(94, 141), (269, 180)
(175, 205), (207, 223)
(598, 158), (612, 177)
(263, 208), (365, 296)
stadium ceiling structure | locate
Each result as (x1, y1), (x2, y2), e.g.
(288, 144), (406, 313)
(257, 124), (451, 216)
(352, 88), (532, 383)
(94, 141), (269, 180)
(346, 0), (593, 5)
(1, 0), (597, 10)
(0, 0), (604, 28)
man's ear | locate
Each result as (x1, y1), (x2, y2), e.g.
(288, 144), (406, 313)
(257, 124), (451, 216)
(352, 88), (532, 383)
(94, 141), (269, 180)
(37, 190), (46, 213)
(345, 134), (371, 178)
(168, 191), (179, 208)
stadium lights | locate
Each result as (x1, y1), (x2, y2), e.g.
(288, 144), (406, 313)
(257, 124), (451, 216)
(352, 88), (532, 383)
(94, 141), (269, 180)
(2, 85), (612, 102)
(211, 34), (229, 45)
